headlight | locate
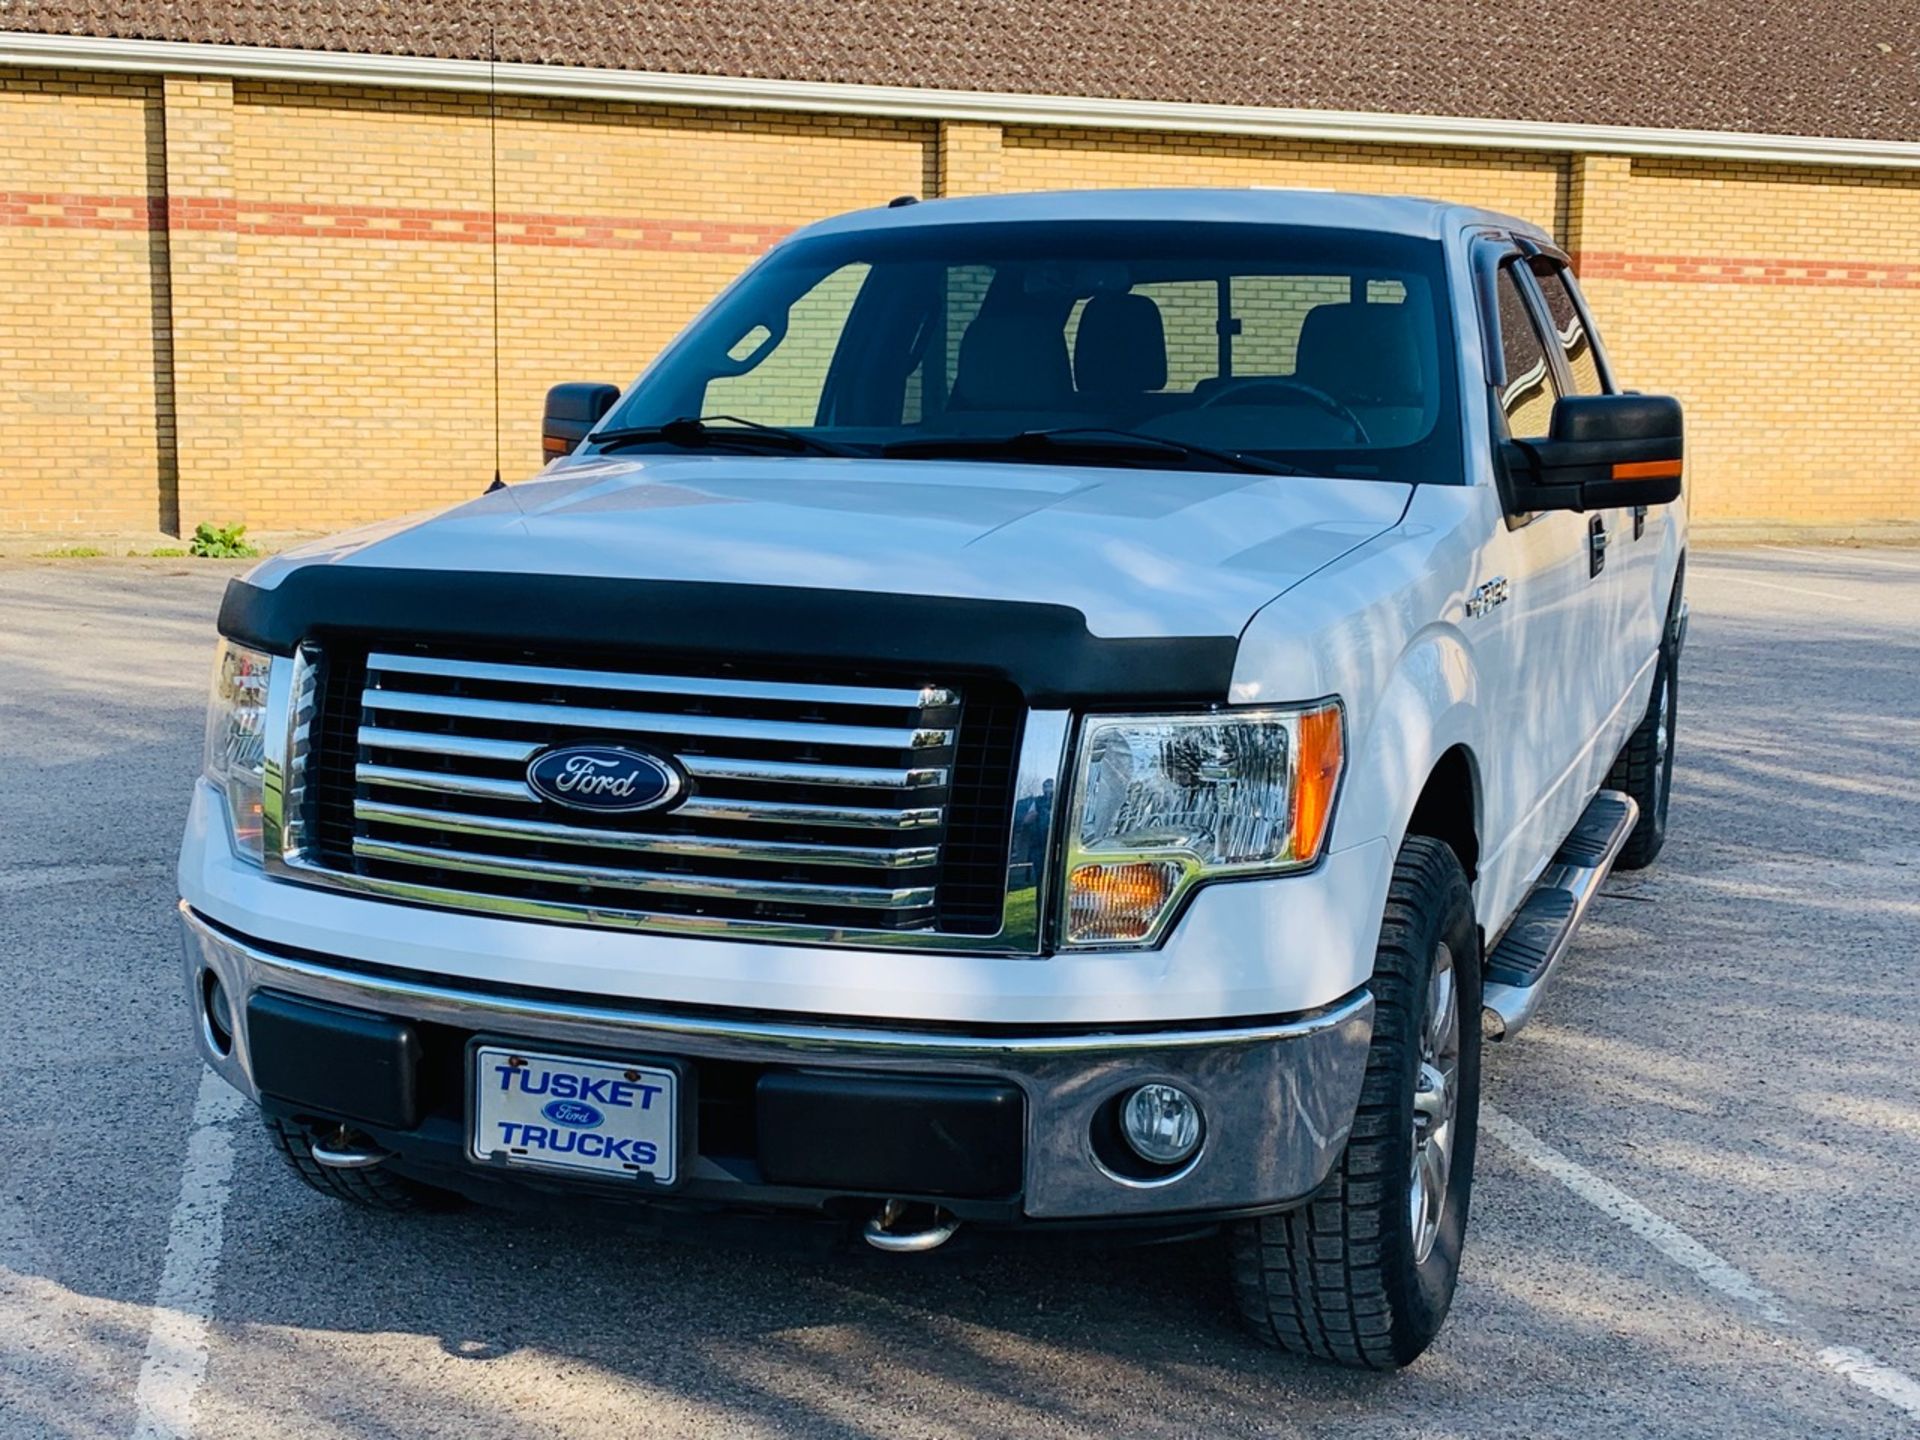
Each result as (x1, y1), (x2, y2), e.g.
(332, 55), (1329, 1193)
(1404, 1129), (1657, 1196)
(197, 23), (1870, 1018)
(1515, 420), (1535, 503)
(204, 640), (273, 865)
(1060, 702), (1344, 947)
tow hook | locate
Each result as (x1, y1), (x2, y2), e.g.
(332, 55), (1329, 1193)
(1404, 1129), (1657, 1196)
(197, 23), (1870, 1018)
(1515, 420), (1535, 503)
(308, 1124), (391, 1170)
(862, 1198), (962, 1254)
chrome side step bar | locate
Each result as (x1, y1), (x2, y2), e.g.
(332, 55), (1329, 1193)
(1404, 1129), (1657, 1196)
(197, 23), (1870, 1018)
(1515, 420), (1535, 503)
(1482, 789), (1639, 1042)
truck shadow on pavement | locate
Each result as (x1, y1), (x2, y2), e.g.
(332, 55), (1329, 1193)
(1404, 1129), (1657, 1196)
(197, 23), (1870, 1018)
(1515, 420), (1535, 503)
(183, 1135), (1896, 1440)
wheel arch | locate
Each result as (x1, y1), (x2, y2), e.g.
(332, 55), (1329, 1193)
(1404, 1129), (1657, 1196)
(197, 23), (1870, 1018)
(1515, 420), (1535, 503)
(1403, 744), (1482, 882)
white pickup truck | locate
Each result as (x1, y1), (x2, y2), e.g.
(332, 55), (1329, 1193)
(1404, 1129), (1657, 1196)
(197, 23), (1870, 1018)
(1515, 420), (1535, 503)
(180, 189), (1685, 1368)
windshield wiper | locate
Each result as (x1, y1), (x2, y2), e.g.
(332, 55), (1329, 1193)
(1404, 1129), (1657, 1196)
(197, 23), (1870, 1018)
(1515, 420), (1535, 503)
(590, 415), (858, 458)
(881, 427), (1304, 476)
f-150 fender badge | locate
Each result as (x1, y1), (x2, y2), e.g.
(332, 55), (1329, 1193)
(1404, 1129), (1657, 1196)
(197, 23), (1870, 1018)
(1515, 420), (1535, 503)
(1465, 576), (1510, 618)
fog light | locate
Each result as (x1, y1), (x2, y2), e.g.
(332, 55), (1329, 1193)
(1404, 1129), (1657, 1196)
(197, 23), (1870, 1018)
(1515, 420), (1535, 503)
(1120, 1083), (1203, 1166)
(201, 969), (234, 1056)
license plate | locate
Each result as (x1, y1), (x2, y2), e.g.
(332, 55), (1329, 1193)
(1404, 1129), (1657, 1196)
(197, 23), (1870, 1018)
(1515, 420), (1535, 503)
(470, 1046), (679, 1184)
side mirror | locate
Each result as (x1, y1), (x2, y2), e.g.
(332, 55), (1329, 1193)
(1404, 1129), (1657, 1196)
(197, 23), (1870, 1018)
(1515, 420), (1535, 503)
(1503, 394), (1683, 513)
(542, 382), (620, 463)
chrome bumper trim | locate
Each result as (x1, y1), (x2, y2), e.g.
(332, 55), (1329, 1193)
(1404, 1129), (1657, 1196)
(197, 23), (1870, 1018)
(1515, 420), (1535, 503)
(181, 903), (1375, 1219)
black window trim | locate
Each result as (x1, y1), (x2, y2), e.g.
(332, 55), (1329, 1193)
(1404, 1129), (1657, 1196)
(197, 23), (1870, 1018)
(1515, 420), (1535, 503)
(1475, 234), (1573, 528)
(1525, 254), (1618, 397)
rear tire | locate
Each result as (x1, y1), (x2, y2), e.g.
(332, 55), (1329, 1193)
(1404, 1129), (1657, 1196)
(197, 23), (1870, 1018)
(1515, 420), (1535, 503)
(1608, 590), (1682, 871)
(1228, 835), (1481, 1369)
(264, 1117), (461, 1213)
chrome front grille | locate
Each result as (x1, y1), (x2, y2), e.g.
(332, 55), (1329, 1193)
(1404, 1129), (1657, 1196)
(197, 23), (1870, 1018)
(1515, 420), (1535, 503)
(289, 645), (1040, 943)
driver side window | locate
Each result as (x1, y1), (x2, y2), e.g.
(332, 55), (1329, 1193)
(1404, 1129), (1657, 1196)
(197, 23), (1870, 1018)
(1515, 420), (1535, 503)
(1494, 265), (1560, 440)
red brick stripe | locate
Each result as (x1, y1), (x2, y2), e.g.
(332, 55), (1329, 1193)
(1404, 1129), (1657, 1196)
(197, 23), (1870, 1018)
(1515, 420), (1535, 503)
(1573, 250), (1920, 289)
(0, 191), (788, 254)
(3, 194), (1917, 286)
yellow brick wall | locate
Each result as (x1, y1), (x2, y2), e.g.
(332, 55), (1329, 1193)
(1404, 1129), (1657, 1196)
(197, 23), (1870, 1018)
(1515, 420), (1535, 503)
(0, 68), (169, 534)
(996, 127), (1565, 231)
(491, 98), (933, 483)
(227, 82), (495, 528)
(1, 69), (1915, 536)
(1567, 156), (1920, 523)
(178, 84), (936, 529)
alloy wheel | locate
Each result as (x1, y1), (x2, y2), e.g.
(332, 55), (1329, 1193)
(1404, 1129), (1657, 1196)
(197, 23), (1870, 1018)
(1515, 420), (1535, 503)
(1408, 940), (1461, 1265)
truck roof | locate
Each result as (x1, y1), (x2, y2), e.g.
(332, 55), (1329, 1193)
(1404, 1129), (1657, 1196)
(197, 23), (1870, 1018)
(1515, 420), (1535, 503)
(796, 187), (1551, 244)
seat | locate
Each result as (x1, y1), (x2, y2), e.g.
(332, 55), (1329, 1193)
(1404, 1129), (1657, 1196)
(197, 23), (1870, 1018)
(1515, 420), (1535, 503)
(949, 310), (1074, 411)
(1293, 301), (1424, 409)
(1073, 292), (1168, 404)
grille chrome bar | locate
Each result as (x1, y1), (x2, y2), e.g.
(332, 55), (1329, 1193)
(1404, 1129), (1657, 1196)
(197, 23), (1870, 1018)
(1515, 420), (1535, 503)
(674, 796), (943, 831)
(358, 727), (538, 763)
(367, 651), (957, 711)
(677, 756), (950, 791)
(357, 727), (950, 789)
(351, 837), (939, 910)
(360, 688), (953, 750)
(355, 800), (943, 869)
(355, 763), (944, 828)
(358, 764), (537, 802)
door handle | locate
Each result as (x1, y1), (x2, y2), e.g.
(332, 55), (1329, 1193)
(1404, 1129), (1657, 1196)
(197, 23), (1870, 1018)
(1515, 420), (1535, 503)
(1588, 515), (1608, 578)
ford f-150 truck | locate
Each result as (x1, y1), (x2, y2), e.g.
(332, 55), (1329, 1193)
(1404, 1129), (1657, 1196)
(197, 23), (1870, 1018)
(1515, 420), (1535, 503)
(181, 189), (1685, 1368)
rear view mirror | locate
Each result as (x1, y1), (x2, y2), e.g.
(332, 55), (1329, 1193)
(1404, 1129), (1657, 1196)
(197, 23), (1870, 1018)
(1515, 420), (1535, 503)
(1503, 394), (1683, 513)
(542, 382), (620, 462)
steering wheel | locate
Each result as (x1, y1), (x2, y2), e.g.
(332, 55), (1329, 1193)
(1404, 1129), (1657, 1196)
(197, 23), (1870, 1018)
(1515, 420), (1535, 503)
(1195, 377), (1370, 444)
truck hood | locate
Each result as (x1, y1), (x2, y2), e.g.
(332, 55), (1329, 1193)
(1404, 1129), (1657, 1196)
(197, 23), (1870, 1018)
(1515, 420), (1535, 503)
(252, 455), (1412, 639)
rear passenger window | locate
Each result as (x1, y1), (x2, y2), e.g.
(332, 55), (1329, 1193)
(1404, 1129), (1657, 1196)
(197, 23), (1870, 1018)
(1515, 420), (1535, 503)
(1531, 265), (1604, 395)
(1494, 267), (1559, 439)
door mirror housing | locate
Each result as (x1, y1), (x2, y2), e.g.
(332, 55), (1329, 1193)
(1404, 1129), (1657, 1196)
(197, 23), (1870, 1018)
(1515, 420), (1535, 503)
(542, 382), (620, 462)
(1502, 393), (1683, 513)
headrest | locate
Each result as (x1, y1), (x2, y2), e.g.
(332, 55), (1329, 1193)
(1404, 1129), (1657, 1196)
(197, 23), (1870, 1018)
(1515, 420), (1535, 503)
(1073, 293), (1168, 400)
(1294, 302), (1424, 407)
(950, 311), (1073, 410)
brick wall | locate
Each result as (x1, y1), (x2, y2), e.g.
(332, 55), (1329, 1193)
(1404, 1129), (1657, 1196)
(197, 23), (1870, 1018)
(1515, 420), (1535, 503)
(0, 68), (170, 533)
(1565, 155), (1920, 523)
(0, 64), (1915, 535)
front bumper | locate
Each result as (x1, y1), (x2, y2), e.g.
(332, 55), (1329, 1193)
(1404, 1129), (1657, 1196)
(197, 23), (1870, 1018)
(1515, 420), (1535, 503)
(182, 904), (1374, 1224)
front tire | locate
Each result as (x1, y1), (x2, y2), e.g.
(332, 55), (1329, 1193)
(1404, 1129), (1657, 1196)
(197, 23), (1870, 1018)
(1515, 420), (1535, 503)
(1228, 835), (1481, 1369)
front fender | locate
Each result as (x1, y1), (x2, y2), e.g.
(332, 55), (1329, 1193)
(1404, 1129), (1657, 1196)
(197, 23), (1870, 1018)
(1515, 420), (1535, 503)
(1232, 491), (1489, 868)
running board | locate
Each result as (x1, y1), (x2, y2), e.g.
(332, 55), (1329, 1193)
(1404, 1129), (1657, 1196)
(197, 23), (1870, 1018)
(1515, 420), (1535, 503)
(1481, 789), (1639, 1042)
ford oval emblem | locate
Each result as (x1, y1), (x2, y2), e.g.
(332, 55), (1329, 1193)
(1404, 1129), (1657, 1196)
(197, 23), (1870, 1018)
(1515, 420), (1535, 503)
(526, 744), (681, 814)
(541, 1099), (604, 1129)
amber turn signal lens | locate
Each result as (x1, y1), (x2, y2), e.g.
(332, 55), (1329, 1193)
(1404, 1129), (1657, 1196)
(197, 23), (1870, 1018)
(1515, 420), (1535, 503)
(1066, 860), (1182, 944)
(1611, 458), (1682, 481)
(1290, 704), (1343, 863)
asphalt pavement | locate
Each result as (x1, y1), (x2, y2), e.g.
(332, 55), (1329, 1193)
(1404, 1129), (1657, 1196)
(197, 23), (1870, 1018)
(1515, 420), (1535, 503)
(1, 546), (1916, 1439)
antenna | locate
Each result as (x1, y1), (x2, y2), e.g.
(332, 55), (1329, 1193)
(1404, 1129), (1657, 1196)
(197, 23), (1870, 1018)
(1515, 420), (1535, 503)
(488, 21), (502, 490)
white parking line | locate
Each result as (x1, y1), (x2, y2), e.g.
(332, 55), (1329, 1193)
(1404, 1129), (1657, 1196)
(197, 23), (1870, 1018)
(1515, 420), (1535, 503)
(1483, 1105), (1920, 1424)
(1819, 1348), (1920, 1419)
(1758, 544), (1920, 573)
(1690, 568), (1855, 604)
(131, 1068), (245, 1440)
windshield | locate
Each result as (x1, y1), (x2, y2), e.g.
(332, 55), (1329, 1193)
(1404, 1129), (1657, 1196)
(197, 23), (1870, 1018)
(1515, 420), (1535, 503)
(593, 220), (1461, 484)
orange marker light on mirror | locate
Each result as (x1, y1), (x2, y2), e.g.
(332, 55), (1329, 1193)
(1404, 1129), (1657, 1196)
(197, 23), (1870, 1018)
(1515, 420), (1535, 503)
(1611, 458), (1682, 481)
